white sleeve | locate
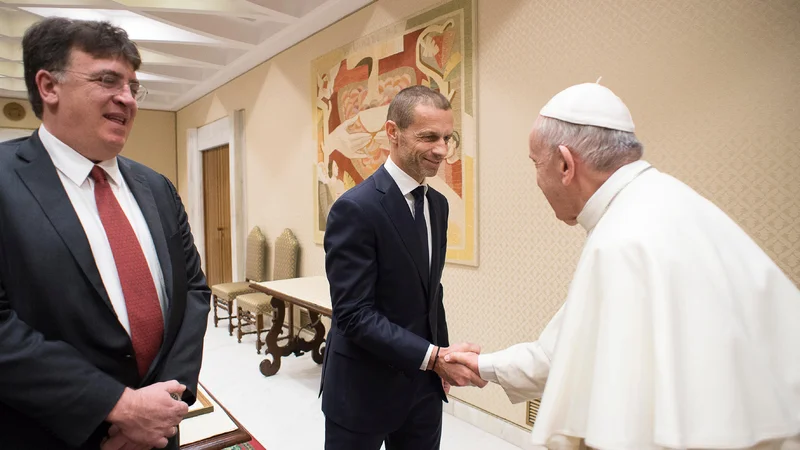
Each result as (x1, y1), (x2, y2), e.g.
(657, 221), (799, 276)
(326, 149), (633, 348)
(419, 344), (434, 370)
(477, 304), (565, 404)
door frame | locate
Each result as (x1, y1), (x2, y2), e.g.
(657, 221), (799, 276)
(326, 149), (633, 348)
(186, 110), (247, 281)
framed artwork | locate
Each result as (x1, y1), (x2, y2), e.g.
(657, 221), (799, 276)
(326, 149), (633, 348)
(312, 0), (478, 266)
(185, 387), (214, 419)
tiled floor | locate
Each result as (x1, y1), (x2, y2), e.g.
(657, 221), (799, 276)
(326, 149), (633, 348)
(198, 315), (524, 450)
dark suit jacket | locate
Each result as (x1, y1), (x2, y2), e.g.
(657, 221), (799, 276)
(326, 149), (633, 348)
(0, 131), (210, 449)
(321, 165), (449, 434)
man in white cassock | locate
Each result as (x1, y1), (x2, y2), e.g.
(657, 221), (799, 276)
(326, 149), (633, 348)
(446, 83), (800, 449)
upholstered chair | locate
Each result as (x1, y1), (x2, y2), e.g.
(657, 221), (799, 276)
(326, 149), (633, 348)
(237, 228), (299, 353)
(211, 226), (267, 336)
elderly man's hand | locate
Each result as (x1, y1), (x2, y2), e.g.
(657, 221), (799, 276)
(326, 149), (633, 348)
(443, 351), (479, 375)
(429, 343), (487, 388)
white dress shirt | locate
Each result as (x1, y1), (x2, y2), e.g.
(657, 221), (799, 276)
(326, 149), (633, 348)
(383, 157), (435, 370)
(39, 125), (168, 335)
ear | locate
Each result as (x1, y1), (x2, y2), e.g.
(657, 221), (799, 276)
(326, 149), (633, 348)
(557, 145), (576, 186)
(35, 69), (60, 109)
(385, 120), (399, 145)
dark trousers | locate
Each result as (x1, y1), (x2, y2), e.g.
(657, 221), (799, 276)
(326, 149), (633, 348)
(324, 374), (443, 450)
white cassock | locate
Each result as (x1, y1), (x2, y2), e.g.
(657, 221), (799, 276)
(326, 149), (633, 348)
(479, 160), (800, 450)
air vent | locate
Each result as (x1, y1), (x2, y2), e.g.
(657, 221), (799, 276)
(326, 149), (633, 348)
(526, 399), (542, 427)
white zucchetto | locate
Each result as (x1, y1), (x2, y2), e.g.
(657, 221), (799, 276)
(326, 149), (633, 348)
(539, 82), (635, 132)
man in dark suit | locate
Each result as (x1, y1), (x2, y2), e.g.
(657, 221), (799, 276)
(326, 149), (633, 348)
(0, 18), (209, 449)
(321, 86), (487, 450)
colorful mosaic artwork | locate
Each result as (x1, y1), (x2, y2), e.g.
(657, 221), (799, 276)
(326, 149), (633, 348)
(312, 0), (478, 266)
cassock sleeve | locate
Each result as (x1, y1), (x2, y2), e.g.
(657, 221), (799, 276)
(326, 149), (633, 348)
(477, 303), (565, 404)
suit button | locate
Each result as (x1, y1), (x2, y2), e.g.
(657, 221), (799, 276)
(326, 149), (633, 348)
(124, 354), (133, 360)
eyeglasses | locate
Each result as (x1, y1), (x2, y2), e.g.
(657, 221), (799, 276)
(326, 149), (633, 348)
(56, 69), (148, 102)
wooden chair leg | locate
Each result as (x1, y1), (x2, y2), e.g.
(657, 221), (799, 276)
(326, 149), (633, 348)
(255, 313), (264, 354)
(227, 299), (234, 336)
(237, 306), (244, 343)
(212, 294), (219, 327)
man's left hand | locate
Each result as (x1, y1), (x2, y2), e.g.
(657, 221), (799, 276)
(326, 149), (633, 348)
(101, 425), (153, 450)
(102, 424), (176, 450)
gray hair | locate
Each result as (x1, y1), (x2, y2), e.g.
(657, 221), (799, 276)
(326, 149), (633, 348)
(534, 116), (644, 172)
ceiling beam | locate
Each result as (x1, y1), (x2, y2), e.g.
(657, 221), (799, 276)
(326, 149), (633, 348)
(142, 11), (263, 46)
(136, 71), (200, 84)
(0, 0), (108, 6)
(0, 78), (26, 91)
(112, 0), (298, 23)
(0, 41), (23, 62)
(0, 9), (41, 38)
(0, 61), (24, 78)
(136, 65), (213, 82)
(131, 10), (255, 49)
(138, 48), (222, 68)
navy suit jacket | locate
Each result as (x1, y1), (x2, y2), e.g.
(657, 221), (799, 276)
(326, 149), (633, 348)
(0, 131), (210, 449)
(321, 165), (449, 434)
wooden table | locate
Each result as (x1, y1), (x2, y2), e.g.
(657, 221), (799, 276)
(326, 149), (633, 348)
(250, 276), (332, 377)
(181, 384), (253, 450)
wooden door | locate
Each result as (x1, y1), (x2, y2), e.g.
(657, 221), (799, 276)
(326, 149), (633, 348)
(202, 144), (232, 287)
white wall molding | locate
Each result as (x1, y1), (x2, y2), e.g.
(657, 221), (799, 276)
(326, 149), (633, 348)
(443, 396), (535, 449)
(187, 111), (247, 280)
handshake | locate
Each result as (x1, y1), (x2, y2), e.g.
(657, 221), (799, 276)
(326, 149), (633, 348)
(426, 343), (487, 393)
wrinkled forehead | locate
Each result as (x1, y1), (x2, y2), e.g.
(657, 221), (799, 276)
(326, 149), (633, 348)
(528, 117), (545, 153)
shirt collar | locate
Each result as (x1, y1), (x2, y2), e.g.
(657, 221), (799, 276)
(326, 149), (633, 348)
(384, 156), (428, 197)
(577, 159), (652, 232)
(38, 124), (122, 187)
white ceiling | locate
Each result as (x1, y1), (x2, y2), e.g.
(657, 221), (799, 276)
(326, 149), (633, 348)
(0, 0), (374, 111)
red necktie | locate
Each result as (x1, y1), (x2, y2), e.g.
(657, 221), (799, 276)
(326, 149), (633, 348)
(90, 166), (163, 377)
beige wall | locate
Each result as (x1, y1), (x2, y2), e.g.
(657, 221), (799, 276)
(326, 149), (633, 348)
(122, 109), (177, 183)
(176, 0), (800, 428)
(1, 97), (176, 182)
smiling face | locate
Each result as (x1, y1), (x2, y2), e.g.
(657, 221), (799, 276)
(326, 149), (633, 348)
(386, 103), (454, 183)
(39, 48), (138, 162)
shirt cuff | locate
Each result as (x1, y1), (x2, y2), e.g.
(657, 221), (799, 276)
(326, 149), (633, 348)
(478, 353), (499, 383)
(419, 344), (435, 370)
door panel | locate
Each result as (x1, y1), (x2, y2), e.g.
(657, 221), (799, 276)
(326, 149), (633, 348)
(202, 145), (232, 287)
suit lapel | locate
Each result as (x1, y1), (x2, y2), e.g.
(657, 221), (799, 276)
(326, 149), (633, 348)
(375, 167), (430, 292)
(118, 159), (174, 308)
(14, 132), (115, 314)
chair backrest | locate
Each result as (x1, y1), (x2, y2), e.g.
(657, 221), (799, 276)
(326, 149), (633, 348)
(273, 228), (299, 281)
(245, 226), (268, 282)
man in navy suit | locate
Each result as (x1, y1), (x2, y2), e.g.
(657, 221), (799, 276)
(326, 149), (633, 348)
(321, 86), (487, 450)
(0, 18), (209, 449)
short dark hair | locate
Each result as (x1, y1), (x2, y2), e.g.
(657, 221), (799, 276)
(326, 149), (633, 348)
(22, 17), (142, 118)
(386, 85), (452, 129)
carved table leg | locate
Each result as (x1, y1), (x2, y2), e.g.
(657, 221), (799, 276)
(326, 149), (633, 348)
(259, 298), (294, 377)
(295, 310), (327, 364)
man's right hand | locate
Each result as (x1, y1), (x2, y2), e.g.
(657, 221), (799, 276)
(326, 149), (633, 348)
(106, 380), (188, 448)
(429, 343), (488, 388)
